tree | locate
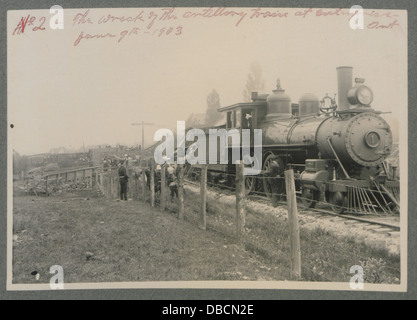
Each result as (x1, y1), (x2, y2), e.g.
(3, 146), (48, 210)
(13, 150), (29, 174)
(243, 61), (265, 102)
(205, 89), (222, 126)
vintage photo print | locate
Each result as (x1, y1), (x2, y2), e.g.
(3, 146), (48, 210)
(7, 6), (407, 293)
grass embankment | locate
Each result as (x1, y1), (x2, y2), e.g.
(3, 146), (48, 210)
(12, 187), (400, 284)
(12, 191), (285, 284)
(180, 185), (401, 284)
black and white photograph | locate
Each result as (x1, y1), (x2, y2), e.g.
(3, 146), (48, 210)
(6, 5), (407, 293)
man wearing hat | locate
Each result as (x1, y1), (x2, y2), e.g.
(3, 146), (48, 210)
(118, 161), (129, 201)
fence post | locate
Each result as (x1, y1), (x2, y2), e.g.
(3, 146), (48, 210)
(114, 176), (117, 199)
(142, 169), (147, 201)
(102, 174), (105, 196)
(284, 169), (302, 280)
(199, 165), (207, 230)
(102, 175), (106, 197)
(116, 175), (120, 199)
(178, 164), (185, 220)
(110, 176), (113, 198)
(106, 176), (110, 198)
(110, 176), (114, 198)
(113, 176), (116, 198)
(108, 176), (111, 198)
(57, 174), (60, 189)
(131, 173), (136, 199)
(235, 161), (246, 241)
(150, 159), (155, 207)
(45, 176), (49, 195)
(161, 164), (167, 210)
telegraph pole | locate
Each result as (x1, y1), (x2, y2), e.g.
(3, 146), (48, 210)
(131, 121), (155, 151)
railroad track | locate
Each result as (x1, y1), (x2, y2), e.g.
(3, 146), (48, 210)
(182, 174), (401, 237)
(309, 208), (400, 231)
(247, 193), (400, 232)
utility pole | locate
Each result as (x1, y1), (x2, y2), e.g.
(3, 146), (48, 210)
(131, 121), (155, 151)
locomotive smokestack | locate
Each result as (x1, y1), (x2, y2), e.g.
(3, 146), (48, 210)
(336, 66), (353, 111)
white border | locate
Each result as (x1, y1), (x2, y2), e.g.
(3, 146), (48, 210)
(6, 7), (408, 294)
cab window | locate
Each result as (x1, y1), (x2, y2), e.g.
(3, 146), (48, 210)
(242, 109), (253, 129)
(227, 111), (237, 129)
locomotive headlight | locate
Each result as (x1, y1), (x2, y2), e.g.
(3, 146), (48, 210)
(348, 85), (374, 106)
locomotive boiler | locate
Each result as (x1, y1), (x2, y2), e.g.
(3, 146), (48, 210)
(203, 66), (400, 214)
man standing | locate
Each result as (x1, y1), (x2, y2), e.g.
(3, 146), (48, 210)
(167, 164), (178, 201)
(118, 161), (129, 201)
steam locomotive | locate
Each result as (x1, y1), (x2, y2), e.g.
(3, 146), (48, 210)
(188, 66), (399, 214)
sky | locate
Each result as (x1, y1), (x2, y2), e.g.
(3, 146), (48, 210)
(7, 7), (407, 155)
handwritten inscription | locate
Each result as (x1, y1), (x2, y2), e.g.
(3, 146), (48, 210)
(12, 7), (403, 44)
(367, 20), (400, 29)
(182, 8), (291, 26)
(73, 10), (94, 26)
(74, 31), (116, 46)
(74, 25), (183, 46)
(70, 9), (184, 46)
(98, 12), (145, 24)
(12, 14), (46, 35)
(73, 8), (177, 29)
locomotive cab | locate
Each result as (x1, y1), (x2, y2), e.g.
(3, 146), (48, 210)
(221, 102), (266, 132)
(219, 103), (264, 166)
(217, 100), (268, 193)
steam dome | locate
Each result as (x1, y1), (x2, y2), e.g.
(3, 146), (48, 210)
(266, 79), (292, 118)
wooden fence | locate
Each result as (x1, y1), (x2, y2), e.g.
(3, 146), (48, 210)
(97, 168), (142, 200)
(98, 162), (247, 240)
(97, 162), (302, 278)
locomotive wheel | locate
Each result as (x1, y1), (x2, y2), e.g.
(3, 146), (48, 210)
(329, 191), (347, 214)
(300, 188), (319, 209)
(243, 154), (261, 195)
(245, 177), (255, 195)
(262, 154), (285, 204)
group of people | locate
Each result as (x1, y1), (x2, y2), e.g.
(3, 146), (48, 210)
(102, 157), (121, 171)
(146, 164), (179, 201)
(117, 160), (179, 202)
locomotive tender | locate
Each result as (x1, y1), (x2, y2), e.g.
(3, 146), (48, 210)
(195, 66), (399, 214)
